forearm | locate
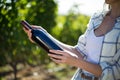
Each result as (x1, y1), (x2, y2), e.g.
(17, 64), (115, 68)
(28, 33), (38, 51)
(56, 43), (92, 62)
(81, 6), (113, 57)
(50, 35), (102, 76)
(49, 49), (101, 77)
(49, 34), (83, 58)
(74, 58), (102, 77)
(49, 34), (72, 50)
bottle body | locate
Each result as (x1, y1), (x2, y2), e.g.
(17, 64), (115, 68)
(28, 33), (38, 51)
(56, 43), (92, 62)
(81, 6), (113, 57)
(31, 29), (63, 53)
(21, 20), (62, 53)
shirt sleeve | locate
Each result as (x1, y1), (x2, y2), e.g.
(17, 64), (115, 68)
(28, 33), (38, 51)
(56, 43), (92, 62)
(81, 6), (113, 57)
(99, 49), (120, 80)
(74, 34), (87, 57)
(74, 12), (97, 58)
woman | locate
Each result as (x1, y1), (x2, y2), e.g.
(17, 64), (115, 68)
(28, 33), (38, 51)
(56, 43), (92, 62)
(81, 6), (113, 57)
(23, 0), (120, 80)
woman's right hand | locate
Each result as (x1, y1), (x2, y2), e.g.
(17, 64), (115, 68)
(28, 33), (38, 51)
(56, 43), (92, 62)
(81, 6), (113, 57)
(23, 27), (35, 43)
(23, 25), (47, 43)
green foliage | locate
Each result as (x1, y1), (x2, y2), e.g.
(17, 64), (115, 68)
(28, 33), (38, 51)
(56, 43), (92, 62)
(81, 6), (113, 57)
(52, 13), (89, 46)
(24, 0), (57, 33)
(0, 0), (57, 66)
(0, 0), (90, 79)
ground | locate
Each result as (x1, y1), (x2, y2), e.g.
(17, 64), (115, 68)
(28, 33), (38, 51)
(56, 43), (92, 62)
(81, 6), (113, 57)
(1, 64), (76, 80)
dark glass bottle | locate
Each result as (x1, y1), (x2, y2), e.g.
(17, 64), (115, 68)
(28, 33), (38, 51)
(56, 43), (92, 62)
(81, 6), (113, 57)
(21, 20), (63, 53)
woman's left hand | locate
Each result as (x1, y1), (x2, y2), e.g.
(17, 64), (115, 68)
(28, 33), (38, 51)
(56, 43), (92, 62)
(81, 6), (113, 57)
(48, 50), (80, 66)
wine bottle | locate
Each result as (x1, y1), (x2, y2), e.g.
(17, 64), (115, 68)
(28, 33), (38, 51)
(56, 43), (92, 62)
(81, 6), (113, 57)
(21, 20), (63, 53)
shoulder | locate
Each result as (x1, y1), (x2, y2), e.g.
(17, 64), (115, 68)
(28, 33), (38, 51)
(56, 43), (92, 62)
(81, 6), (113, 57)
(87, 11), (104, 26)
(86, 11), (107, 30)
(90, 11), (107, 20)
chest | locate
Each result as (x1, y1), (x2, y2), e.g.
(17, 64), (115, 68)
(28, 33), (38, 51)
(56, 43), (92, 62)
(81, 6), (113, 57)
(87, 20), (120, 62)
(100, 28), (120, 62)
(94, 16), (116, 37)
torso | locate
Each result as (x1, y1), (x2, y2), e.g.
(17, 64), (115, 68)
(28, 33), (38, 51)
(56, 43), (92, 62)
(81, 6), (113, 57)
(94, 14), (116, 37)
(72, 11), (120, 80)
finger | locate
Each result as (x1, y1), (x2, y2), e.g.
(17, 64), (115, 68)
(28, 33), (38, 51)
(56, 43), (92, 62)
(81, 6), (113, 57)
(31, 25), (47, 33)
(49, 50), (64, 55)
(27, 30), (31, 36)
(48, 53), (63, 59)
(49, 50), (68, 57)
(50, 57), (61, 63)
(28, 35), (35, 43)
(23, 27), (29, 33)
(27, 30), (35, 43)
(31, 25), (42, 29)
(29, 38), (35, 43)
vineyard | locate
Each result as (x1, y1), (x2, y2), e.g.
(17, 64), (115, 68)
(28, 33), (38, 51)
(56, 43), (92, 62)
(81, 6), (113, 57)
(0, 0), (89, 80)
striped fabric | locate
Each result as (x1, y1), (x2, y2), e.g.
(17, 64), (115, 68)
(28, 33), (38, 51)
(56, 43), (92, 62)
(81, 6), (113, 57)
(72, 11), (120, 80)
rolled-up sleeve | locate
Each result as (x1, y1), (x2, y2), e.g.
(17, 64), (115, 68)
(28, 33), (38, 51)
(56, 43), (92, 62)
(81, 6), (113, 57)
(100, 49), (120, 80)
(74, 13), (96, 58)
(74, 34), (87, 58)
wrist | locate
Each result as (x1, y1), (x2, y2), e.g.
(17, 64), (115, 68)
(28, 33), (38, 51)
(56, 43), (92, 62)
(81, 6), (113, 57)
(73, 57), (84, 68)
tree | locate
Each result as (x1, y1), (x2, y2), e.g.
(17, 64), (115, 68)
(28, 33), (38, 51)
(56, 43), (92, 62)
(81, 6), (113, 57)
(0, 0), (57, 79)
(56, 4), (90, 46)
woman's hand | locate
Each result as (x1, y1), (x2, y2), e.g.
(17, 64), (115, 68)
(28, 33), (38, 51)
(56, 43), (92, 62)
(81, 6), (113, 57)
(23, 25), (47, 43)
(48, 50), (82, 66)
(23, 28), (34, 43)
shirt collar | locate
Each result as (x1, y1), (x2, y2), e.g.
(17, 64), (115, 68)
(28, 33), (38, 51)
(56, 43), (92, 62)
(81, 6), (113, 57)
(116, 17), (120, 22)
(92, 11), (120, 29)
(102, 11), (120, 22)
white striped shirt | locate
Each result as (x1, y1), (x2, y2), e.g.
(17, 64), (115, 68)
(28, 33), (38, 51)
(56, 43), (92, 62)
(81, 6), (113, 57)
(72, 11), (120, 80)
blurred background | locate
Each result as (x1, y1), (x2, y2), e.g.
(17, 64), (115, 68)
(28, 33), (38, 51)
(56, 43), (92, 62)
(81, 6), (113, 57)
(0, 0), (104, 80)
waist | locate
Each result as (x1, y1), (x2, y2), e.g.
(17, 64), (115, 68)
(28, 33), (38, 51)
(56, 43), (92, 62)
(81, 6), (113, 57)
(80, 72), (99, 80)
